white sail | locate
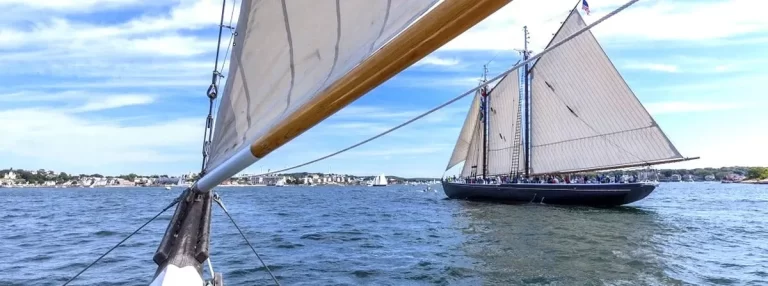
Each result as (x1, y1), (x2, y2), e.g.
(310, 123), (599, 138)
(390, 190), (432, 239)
(460, 108), (485, 178)
(528, 10), (683, 175)
(373, 174), (388, 186)
(487, 70), (525, 176)
(446, 92), (482, 171)
(206, 0), (439, 172)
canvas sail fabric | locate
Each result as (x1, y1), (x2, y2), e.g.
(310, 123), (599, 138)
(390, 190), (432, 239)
(206, 0), (439, 171)
(529, 10), (682, 175)
(446, 92), (482, 171)
(486, 70), (525, 176)
(460, 114), (485, 178)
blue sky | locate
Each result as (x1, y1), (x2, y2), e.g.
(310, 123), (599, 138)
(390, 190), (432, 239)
(1, 0), (766, 178)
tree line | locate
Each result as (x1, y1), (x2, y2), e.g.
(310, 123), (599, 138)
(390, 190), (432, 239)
(0, 169), (174, 184)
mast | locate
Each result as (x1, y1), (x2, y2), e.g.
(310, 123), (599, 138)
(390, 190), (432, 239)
(522, 26), (531, 178)
(481, 65), (489, 179)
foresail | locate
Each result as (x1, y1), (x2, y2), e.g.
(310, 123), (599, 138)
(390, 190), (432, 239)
(487, 70), (525, 176)
(446, 92), (482, 171)
(207, 0), (439, 172)
(460, 116), (485, 177)
(529, 10), (682, 175)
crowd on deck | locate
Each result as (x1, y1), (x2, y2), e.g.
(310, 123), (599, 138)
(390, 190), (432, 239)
(444, 173), (640, 185)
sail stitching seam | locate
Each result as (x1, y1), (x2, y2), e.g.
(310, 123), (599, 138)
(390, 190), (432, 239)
(280, 0), (296, 114)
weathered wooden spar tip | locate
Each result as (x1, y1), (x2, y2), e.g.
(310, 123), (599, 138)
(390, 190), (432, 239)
(151, 189), (218, 285)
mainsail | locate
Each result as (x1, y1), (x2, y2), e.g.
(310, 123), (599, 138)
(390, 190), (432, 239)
(446, 92), (481, 171)
(528, 10), (683, 175)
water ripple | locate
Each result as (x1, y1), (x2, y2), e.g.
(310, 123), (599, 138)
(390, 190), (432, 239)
(0, 183), (766, 285)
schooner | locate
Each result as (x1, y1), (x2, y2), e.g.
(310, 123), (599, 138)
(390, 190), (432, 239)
(442, 7), (698, 206)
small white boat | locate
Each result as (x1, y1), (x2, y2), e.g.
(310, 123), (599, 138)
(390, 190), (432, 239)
(372, 174), (388, 187)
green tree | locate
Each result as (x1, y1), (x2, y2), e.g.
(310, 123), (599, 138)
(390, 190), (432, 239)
(747, 167), (768, 180)
(57, 172), (70, 182)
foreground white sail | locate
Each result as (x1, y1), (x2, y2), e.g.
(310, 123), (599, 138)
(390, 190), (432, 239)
(206, 0), (439, 172)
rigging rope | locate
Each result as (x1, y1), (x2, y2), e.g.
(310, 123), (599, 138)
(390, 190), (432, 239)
(211, 0), (239, 130)
(200, 0), (234, 175)
(212, 194), (281, 286)
(62, 195), (183, 286)
(248, 0), (640, 178)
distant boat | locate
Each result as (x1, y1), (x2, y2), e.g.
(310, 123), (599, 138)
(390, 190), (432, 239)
(164, 186), (171, 190)
(372, 174), (388, 187)
(441, 9), (698, 207)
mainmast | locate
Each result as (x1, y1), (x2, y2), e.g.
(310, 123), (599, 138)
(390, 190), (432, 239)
(522, 26), (531, 178)
(481, 65), (489, 179)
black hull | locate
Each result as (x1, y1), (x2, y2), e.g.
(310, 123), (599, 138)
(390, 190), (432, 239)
(442, 181), (656, 207)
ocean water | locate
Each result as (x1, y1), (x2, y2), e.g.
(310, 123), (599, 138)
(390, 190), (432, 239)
(1, 183), (767, 285)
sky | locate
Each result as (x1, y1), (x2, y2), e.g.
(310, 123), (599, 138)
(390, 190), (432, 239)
(0, 0), (766, 178)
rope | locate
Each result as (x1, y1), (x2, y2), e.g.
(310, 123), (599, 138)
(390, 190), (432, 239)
(212, 194), (281, 286)
(247, 0), (640, 178)
(62, 195), (182, 285)
(202, 0), (238, 175)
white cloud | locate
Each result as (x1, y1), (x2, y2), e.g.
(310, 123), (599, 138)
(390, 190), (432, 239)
(0, 0), (148, 11)
(0, 0), (238, 92)
(645, 101), (747, 115)
(72, 95), (155, 113)
(441, 0), (768, 51)
(414, 56), (460, 67)
(0, 108), (201, 174)
(624, 63), (679, 73)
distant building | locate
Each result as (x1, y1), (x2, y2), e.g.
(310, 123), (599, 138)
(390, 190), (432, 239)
(670, 174), (681, 182)
(704, 174), (716, 181)
(155, 177), (180, 185)
(3, 170), (16, 180)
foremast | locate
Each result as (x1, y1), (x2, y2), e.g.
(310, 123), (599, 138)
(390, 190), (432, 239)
(481, 65), (490, 179)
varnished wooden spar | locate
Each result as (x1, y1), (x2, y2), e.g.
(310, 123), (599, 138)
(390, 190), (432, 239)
(249, 0), (511, 158)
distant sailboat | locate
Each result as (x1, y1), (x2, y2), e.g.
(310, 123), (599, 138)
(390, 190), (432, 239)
(372, 174), (388, 187)
(442, 8), (698, 207)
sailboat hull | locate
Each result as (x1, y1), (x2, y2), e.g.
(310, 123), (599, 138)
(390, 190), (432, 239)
(442, 181), (656, 207)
